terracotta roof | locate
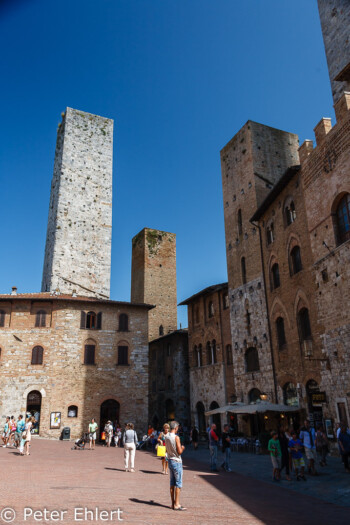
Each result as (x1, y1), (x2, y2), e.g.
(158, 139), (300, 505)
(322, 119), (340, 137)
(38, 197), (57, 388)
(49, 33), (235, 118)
(179, 282), (228, 306)
(0, 292), (154, 309)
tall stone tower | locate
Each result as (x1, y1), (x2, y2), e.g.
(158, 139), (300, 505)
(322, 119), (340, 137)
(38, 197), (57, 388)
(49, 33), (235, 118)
(131, 228), (177, 341)
(318, 0), (350, 104)
(221, 121), (299, 403)
(42, 107), (113, 298)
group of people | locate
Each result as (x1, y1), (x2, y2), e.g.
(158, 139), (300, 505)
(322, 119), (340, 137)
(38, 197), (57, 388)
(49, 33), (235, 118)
(87, 418), (126, 450)
(268, 419), (350, 482)
(1, 414), (36, 455)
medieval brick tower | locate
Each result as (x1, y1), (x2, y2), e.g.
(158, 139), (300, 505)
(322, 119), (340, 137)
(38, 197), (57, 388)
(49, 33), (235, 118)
(220, 121), (299, 403)
(41, 107), (113, 298)
(318, 0), (350, 105)
(131, 228), (177, 341)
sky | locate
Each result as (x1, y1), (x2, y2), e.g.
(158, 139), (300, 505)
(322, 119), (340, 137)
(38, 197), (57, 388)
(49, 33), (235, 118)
(0, 0), (332, 328)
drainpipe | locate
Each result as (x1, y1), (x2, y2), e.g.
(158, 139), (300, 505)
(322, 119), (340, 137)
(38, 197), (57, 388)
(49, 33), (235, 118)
(250, 219), (278, 403)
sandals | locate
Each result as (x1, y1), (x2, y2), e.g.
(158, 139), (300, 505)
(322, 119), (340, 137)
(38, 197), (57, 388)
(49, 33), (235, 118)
(174, 507), (187, 511)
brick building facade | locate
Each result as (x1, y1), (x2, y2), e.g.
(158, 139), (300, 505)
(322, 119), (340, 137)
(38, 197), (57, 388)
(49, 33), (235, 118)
(0, 292), (152, 439)
(149, 329), (189, 429)
(179, 283), (234, 435)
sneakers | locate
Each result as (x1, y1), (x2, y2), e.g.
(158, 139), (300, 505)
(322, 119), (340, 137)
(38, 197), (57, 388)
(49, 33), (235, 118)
(130, 469), (135, 473)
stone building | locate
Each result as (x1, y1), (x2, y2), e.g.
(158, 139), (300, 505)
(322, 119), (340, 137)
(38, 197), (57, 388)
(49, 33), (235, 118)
(131, 228), (177, 342)
(148, 329), (189, 429)
(42, 108), (113, 299)
(0, 291), (152, 439)
(179, 283), (234, 435)
(251, 165), (326, 428)
(220, 122), (299, 409)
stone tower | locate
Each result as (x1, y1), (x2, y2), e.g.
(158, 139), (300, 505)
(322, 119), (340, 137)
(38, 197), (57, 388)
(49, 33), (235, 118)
(131, 228), (177, 341)
(318, 0), (350, 104)
(220, 121), (299, 403)
(42, 107), (113, 298)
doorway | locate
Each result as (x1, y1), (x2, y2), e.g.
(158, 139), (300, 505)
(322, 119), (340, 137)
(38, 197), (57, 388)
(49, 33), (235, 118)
(26, 390), (42, 434)
(100, 399), (120, 440)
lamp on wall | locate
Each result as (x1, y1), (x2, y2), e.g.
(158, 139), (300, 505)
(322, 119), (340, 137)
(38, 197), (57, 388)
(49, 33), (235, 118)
(260, 393), (268, 401)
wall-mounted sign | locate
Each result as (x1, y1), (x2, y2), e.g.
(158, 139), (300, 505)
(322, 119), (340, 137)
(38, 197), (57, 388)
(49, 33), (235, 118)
(311, 392), (327, 407)
(50, 412), (61, 429)
(325, 419), (334, 439)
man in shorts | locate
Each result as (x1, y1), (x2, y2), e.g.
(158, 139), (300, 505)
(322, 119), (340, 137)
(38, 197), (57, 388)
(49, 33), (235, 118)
(268, 431), (281, 481)
(164, 421), (186, 511)
(300, 419), (317, 475)
(88, 418), (98, 450)
(288, 431), (306, 481)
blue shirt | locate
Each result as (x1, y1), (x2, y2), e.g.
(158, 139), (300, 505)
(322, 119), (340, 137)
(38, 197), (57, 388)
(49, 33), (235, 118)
(300, 427), (316, 449)
(288, 438), (303, 459)
(16, 420), (25, 433)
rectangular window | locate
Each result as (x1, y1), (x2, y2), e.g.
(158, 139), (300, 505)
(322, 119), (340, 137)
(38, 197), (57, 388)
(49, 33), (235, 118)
(84, 345), (95, 365)
(118, 346), (128, 365)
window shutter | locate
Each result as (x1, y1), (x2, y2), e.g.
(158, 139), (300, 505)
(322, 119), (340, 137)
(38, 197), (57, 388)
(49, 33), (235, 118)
(84, 345), (95, 365)
(97, 312), (102, 330)
(118, 346), (128, 365)
(35, 312), (40, 328)
(80, 311), (86, 329)
(40, 312), (46, 327)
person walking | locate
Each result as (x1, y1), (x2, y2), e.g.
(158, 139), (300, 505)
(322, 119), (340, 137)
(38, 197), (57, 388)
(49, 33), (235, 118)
(88, 418), (98, 450)
(23, 416), (34, 456)
(15, 415), (25, 448)
(208, 423), (219, 472)
(220, 424), (232, 472)
(190, 426), (199, 450)
(278, 426), (291, 480)
(300, 419), (317, 475)
(338, 422), (350, 472)
(123, 423), (138, 472)
(104, 420), (113, 447)
(268, 431), (281, 481)
(315, 423), (329, 467)
(2, 417), (10, 447)
(288, 430), (306, 481)
(157, 423), (170, 474)
(164, 421), (186, 511)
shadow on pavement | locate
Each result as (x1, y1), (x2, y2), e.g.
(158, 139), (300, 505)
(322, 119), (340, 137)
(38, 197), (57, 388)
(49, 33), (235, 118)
(129, 498), (170, 509)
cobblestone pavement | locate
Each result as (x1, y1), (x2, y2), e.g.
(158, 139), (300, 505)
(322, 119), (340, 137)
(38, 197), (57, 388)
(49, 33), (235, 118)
(0, 439), (349, 525)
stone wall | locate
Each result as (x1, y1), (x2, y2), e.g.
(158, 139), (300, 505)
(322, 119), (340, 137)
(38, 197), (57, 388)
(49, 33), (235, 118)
(149, 330), (190, 429)
(0, 295), (150, 439)
(318, 0), (350, 104)
(42, 107), (113, 299)
(131, 228), (177, 341)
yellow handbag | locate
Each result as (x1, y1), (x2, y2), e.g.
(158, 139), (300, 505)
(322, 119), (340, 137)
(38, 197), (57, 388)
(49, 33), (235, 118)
(157, 445), (166, 457)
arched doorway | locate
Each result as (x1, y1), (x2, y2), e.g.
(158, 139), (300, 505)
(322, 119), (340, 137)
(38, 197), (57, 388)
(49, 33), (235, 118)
(165, 399), (175, 420)
(100, 399), (120, 440)
(209, 401), (221, 436)
(26, 390), (42, 434)
(196, 401), (206, 435)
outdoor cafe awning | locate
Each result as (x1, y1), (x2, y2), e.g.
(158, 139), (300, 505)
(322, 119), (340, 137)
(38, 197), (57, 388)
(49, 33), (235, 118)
(205, 401), (299, 416)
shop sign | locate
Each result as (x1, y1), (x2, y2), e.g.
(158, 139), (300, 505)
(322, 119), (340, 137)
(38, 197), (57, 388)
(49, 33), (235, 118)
(311, 392), (327, 407)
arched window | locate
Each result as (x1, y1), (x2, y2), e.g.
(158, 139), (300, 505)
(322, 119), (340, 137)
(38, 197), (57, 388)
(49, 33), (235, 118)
(197, 344), (202, 367)
(285, 201), (296, 226)
(0, 310), (5, 328)
(226, 344), (233, 365)
(290, 246), (302, 275)
(245, 347), (259, 372)
(81, 311), (102, 330)
(248, 388), (261, 403)
(35, 310), (47, 328)
(241, 257), (247, 285)
(206, 341), (212, 365)
(335, 193), (350, 245)
(297, 308), (312, 342)
(212, 340), (217, 364)
(118, 345), (129, 365)
(84, 343), (95, 365)
(31, 346), (44, 365)
(283, 383), (298, 407)
(238, 209), (243, 236)
(271, 263), (280, 289)
(208, 301), (214, 318)
(159, 325), (164, 336)
(276, 317), (286, 349)
(67, 405), (78, 417)
(118, 313), (128, 332)
(267, 223), (274, 245)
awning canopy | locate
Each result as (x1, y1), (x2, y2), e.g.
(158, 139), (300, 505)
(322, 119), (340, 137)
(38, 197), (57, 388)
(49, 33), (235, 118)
(205, 401), (299, 416)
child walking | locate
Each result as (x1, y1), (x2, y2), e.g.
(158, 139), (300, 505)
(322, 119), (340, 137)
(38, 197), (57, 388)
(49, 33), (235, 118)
(268, 431), (282, 481)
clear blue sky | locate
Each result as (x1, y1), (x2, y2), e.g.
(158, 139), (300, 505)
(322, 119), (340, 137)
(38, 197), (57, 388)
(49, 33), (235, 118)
(0, 0), (332, 328)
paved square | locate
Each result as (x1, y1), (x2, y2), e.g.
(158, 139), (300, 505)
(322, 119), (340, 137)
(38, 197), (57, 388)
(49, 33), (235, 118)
(0, 439), (348, 525)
